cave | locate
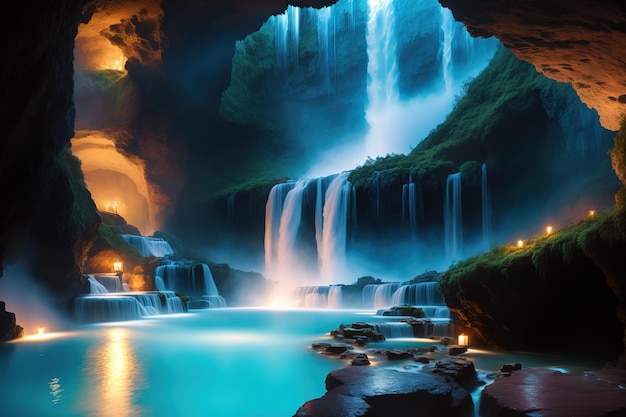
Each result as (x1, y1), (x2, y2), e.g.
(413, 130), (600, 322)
(1, 0), (626, 416)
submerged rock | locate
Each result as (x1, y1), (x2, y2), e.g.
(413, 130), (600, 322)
(294, 366), (473, 417)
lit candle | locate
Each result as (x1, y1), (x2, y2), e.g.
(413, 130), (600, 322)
(458, 333), (469, 346)
(517, 240), (524, 248)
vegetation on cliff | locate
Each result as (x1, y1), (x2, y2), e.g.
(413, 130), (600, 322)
(438, 207), (626, 363)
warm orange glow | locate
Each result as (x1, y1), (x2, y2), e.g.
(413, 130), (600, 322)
(517, 240), (524, 248)
(71, 133), (158, 234)
(458, 333), (469, 346)
(546, 225), (553, 235)
(113, 262), (123, 272)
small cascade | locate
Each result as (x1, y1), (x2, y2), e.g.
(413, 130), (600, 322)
(226, 193), (235, 225)
(373, 322), (415, 338)
(155, 261), (225, 308)
(444, 172), (463, 263)
(73, 296), (147, 323)
(122, 234), (174, 258)
(328, 286), (343, 309)
(88, 275), (109, 295)
(392, 282), (446, 306)
(92, 273), (124, 293)
(402, 172), (418, 233)
(482, 163), (493, 252)
(362, 283), (401, 309)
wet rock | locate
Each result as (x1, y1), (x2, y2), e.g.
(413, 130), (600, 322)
(448, 346), (468, 356)
(308, 366), (473, 417)
(351, 354), (371, 366)
(500, 363), (522, 373)
(432, 358), (478, 391)
(323, 343), (349, 355)
(480, 367), (626, 417)
(385, 349), (414, 360)
(293, 393), (372, 417)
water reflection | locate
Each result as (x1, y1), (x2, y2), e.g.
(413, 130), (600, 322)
(83, 328), (145, 417)
(48, 377), (63, 404)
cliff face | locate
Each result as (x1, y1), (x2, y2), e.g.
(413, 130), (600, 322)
(439, 0), (626, 132)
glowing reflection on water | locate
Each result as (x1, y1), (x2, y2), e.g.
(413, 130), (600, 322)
(82, 328), (145, 417)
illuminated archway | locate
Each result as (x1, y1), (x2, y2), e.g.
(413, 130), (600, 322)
(72, 132), (157, 235)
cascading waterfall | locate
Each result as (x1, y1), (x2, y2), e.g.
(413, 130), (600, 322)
(362, 282), (401, 309)
(444, 172), (463, 263)
(482, 163), (493, 252)
(155, 262), (223, 299)
(320, 172), (352, 282)
(440, 7), (455, 92)
(366, 0), (399, 114)
(315, 6), (334, 91)
(122, 234), (174, 258)
(264, 181), (296, 279)
(276, 180), (311, 282)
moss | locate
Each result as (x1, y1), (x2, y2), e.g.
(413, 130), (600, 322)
(610, 116), (626, 208)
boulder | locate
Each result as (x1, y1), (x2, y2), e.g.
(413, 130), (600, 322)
(300, 366), (473, 417)
(480, 368), (626, 417)
(432, 358), (478, 391)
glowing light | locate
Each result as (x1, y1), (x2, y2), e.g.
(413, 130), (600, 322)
(588, 209), (595, 218)
(113, 262), (123, 272)
(546, 225), (553, 235)
(458, 333), (469, 347)
(38, 325), (44, 336)
(517, 240), (524, 248)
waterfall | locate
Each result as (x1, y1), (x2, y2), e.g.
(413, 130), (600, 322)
(440, 7), (455, 92)
(366, 0), (399, 115)
(320, 172), (352, 282)
(226, 193), (235, 225)
(444, 172), (463, 263)
(264, 181), (296, 279)
(391, 282), (446, 306)
(276, 180), (310, 281)
(328, 286), (343, 309)
(362, 283), (400, 309)
(155, 262), (222, 298)
(88, 275), (109, 294)
(315, 6), (334, 91)
(374, 322), (415, 338)
(122, 235), (174, 258)
(482, 163), (493, 252)
(92, 273), (124, 293)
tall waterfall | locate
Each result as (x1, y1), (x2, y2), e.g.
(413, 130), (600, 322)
(444, 172), (463, 263)
(482, 163), (493, 251)
(365, 0), (399, 116)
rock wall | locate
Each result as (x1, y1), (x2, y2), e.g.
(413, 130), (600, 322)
(439, 0), (626, 132)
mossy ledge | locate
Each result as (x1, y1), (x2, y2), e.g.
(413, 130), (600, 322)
(438, 207), (626, 366)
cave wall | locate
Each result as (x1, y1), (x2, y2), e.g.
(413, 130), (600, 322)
(439, 0), (626, 132)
